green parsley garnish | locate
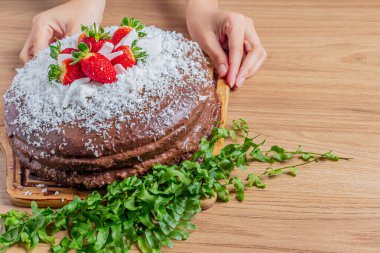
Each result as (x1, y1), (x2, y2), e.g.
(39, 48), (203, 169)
(0, 119), (350, 252)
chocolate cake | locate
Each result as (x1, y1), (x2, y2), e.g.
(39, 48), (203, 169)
(4, 25), (220, 189)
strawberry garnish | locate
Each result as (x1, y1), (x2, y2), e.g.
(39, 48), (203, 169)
(111, 27), (133, 46)
(78, 23), (111, 52)
(72, 42), (117, 84)
(49, 42), (77, 59)
(111, 17), (146, 46)
(61, 48), (77, 54)
(111, 45), (135, 69)
(111, 40), (148, 69)
(48, 59), (85, 85)
(49, 42), (62, 60)
(77, 33), (86, 44)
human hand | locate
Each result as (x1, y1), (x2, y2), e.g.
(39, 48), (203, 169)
(20, 0), (106, 63)
(186, 0), (267, 88)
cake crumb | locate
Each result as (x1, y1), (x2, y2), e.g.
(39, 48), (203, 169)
(23, 190), (32, 196)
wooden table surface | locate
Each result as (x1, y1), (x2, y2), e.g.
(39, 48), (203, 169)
(1, 0), (380, 252)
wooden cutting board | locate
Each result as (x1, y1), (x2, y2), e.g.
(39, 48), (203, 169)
(0, 71), (230, 208)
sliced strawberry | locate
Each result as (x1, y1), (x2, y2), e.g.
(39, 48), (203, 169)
(49, 42), (78, 60)
(111, 41), (148, 69)
(111, 26), (133, 46)
(111, 45), (135, 68)
(111, 17), (147, 46)
(78, 33), (86, 44)
(48, 59), (85, 85)
(78, 23), (111, 52)
(72, 43), (117, 84)
(61, 48), (77, 54)
(83, 37), (110, 53)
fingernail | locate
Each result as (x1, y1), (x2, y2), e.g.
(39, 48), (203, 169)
(217, 64), (227, 76)
(236, 77), (245, 88)
(230, 76), (236, 88)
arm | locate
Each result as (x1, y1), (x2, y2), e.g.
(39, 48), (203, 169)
(20, 0), (106, 63)
(186, 0), (267, 88)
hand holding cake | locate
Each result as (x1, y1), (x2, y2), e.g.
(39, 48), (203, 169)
(186, 0), (267, 88)
(20, 0), (266, 89)
(19, 0), (106, 63)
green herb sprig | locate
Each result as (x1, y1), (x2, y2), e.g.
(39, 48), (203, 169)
(0, 119), (349, 253)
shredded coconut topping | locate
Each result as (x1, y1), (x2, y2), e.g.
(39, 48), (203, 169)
(4, 26), (212, 151)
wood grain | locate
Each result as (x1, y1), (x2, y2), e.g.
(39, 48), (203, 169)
(0, 0), (380, 252)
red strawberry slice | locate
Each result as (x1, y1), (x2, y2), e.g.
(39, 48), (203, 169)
(48, 59), (86, 85)
(111, 45), (135, 69)
(82, 37), (110, 53)
(72, 43), (117, 84)
(78, 23), (111, 52)
(49, 42), (77, 60)
(111, 41), (148, 69)
(111, 26), (133, 46)
(111, 17), (147, 46)
(61, 48), (77, 54)
(78, 33), (86, 44)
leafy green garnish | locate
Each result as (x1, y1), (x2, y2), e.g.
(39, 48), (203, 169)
(0, 120), (350, 253)
(71, 42), (90, 65)
(48, 64), (62, 82)
(49, 41), (62, 60)
(120, 17), (146, 37)
(232, 118), (249, 136)
(81, 23), (110, 42)
(131, 40), (148, 63)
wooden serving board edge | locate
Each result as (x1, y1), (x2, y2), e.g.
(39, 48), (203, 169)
(1, 74), (230, 208)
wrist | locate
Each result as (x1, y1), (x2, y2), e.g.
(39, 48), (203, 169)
(186, 0), (218, 7)
(186, 0), (218, 19)
(70, 0), (106, 10)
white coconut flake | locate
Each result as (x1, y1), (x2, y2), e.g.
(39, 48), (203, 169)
(116, 28), (138, 48)
(98, 41), (114, 55)
(57, 54), (72, 64)
(198, 95), (208, 101)
(114, 64), (125, 75)
(104, 51), (123, 61)
(138, 34), (162, 56)
(62, 77), (91, 108)
(23, 190), (32, 196)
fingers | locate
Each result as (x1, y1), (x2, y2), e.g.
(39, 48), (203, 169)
(250, 49), (267, 76)
(201, 34), (229, 77)
(31, 27), (52, 56)
(19, 36), (33, 63)
(225, 15), (245, 88)
(235, 18), (267, 88)
(20, 16), (53, 63)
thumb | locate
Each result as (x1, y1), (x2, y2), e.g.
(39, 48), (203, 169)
(202, 35), (229, 77)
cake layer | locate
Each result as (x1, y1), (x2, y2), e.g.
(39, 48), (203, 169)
(15, 93), (219, 189)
